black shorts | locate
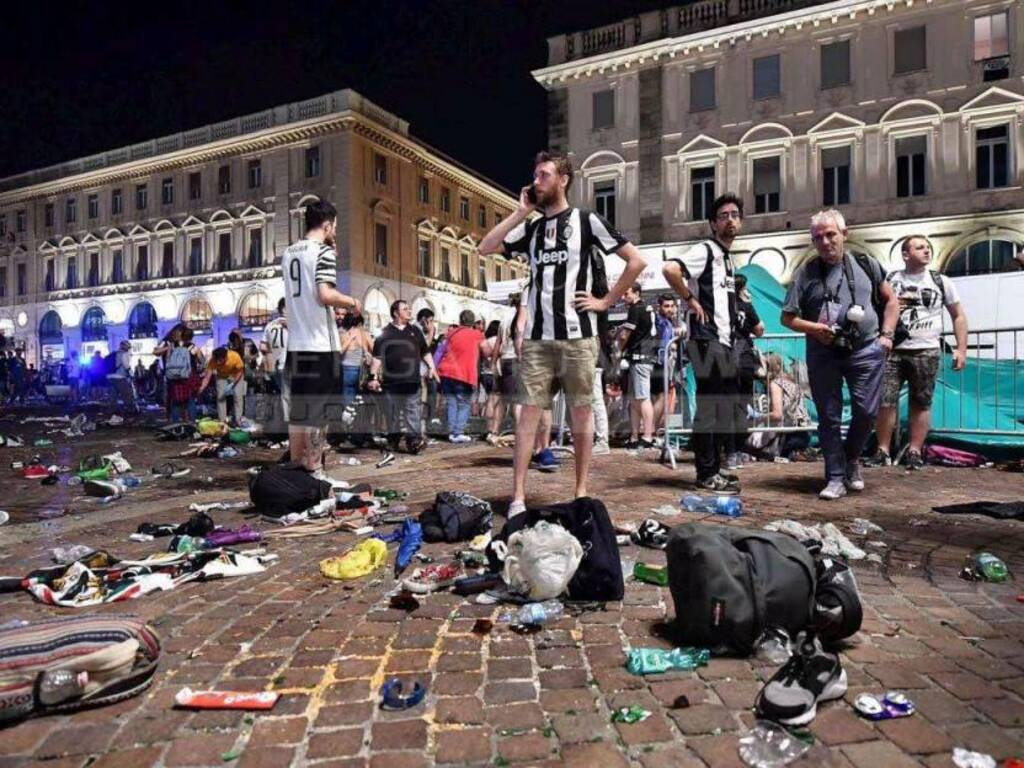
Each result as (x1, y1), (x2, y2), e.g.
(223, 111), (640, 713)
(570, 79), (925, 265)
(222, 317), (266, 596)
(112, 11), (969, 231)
(285, 351), (342, 424)
(650, 367), (665, 396)
(480, 373), (495, 395)
(499, 359), (520, 398)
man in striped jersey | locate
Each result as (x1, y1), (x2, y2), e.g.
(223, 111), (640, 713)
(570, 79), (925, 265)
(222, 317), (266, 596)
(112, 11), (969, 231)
(479, 151), (645, 516)
(282, 199), (362, 474)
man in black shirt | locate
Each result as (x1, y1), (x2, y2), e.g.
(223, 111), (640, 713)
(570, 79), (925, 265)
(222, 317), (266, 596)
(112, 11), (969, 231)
(369, 300), (439, 461)
(727, 274), (764, 469)
(618, 283), (658, 449)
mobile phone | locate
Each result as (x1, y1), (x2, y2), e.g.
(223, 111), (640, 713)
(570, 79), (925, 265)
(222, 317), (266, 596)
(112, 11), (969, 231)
(526, 186), (538, 204)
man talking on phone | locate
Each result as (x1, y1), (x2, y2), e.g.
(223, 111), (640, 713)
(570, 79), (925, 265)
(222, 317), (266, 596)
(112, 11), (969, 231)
(479, 151), (646, 517)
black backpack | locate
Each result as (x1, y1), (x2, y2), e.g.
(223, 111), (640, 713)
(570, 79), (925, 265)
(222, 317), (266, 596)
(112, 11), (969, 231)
(248, 463), (332, 518)
(419, 492), (493, 543)
(487, 497), (623, 602)
(666, 523), (816, 655)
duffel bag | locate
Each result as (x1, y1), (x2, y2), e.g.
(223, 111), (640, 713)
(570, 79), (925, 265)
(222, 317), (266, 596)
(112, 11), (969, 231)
(249, 463), (332, 518)
(420, 492), (493, 543)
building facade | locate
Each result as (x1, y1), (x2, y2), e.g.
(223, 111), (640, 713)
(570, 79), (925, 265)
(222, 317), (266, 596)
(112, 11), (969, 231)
(0, 90), (524, 365)
(533, 0), (1023, 287)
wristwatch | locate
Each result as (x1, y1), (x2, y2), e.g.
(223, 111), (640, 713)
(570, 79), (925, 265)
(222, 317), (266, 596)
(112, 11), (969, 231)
(880, 329), (894, 339)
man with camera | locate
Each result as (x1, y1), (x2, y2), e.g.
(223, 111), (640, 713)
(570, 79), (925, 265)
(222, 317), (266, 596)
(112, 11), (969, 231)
(867, 235), (968, 469)
(781, 209), (899, 500)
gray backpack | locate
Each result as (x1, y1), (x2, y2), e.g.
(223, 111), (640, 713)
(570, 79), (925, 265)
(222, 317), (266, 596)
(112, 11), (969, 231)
(666, 523), (816, 655)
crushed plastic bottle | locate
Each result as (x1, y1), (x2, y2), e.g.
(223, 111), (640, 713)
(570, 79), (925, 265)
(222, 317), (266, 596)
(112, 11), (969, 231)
(681, 495), (744, 517)
(626, 647), (710, 675)
(51, 545), (94, 564)
(951, 747), (997, 768)
(849, 518), (884, 536)
(508, 600), (564, 626)
(754, 628), (793, 665)
(37, 669), (89, 706)
(738, 720), (811, 767)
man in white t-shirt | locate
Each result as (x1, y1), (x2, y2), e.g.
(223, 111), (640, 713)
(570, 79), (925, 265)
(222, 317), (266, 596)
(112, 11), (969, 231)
(868, 235), (968, 469)
(260, 298), (288, 394)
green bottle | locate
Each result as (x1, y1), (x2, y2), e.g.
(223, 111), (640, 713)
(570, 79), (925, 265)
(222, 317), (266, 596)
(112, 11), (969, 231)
(633, 562), (668, 586)
(969, 553), (1009, 583)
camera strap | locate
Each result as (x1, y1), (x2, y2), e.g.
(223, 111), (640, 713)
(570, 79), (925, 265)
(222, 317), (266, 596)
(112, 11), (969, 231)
(817, 255), (857, 307)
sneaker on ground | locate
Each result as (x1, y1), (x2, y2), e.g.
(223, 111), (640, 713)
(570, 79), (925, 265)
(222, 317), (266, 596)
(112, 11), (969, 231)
(592, 440), (611, 456)
(724, 453), (742, 470)
(401, 562), (462, 593)
(819, 480), (847, 500)
(376, 452), (396, 469)
(639, 438), (658, 450)
(861, 449), (891, 467)
(844, 462), (865, 492)
(694, 473), (740, 495)
(623, 439), (641, 451)
(754, 631), (848, 726)
(22, 465), (51, 480)
(530, 449), (559, 472)
(507, 499), (526, 518)
(152, 463), (191, 479)
(453, 435), (472, 444)
(903, 450), (924, 470)
(84, 478), (122, 499)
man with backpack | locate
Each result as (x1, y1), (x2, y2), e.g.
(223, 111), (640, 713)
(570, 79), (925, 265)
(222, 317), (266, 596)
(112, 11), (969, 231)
(866, 235), (968, 469)
(781, 209), (899, 500)
(478, 151), (645, 517)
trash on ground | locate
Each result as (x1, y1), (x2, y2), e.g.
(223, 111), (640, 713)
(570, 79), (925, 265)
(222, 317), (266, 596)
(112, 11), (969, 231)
(471, 619), (493, 635)
(379, 678), (426, 710)
(630, 518), (672, 549)
(0, 511), (8, 526)
(51, 545), (94, 564)
(951, 747), (997, 768)
(681, 494), (744, 517)
(738, 720), (812, 768)
(671, 694), (691, 709)
(633, 562), (668, 586)
(933, 500), (1024, 521)
(755, 627), (793, 665)
(402, 562), (462, 593)
(764, 519), (866, 560)
(867, 553), (883, 564)
(453, 572), (503, 596)
(960, 552), (1009, 583)
(651, 504), (679, 517)
(610, 705), (651, 723)
(320, 539), (388, 580)
(849, 518), (884, 536)
(174, 688), (278, 711)
(853, 691), (915, 720)
(389, 592), (420, 611)
(626, 647), (710, 675)
(503, 521), (582, 599)
(503, 599), (564, 626)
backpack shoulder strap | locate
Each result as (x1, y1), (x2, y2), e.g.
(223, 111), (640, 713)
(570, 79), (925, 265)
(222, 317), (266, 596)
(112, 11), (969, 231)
(929, 270), (946, 304)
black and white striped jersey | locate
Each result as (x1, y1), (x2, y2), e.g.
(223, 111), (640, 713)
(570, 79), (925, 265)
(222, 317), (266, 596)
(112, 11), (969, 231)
(502, 207), (627, 341)
(281, 239), (340, 353)
(668, 238), (737, 347)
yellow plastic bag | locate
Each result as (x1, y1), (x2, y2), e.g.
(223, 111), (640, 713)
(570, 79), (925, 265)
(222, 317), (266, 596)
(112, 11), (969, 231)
(320, 539), (388, 580)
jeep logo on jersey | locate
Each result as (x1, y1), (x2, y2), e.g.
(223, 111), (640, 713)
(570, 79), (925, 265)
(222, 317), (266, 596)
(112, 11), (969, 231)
(535, 249), (570, 265)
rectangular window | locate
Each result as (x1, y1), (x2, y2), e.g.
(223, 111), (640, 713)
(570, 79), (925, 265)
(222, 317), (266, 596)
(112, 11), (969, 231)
(136, 184), (148, 210)
(188, 172), (201, 201)
(66, 198), (76, 224)
(0, 216), (5, 236)
(441, 188), (451, 213)
(690, 166), (716, 221)
(976, 125), (1010, 189)
(820, 40), (851, 89)
(88, 194), (99, 219)
(594, 181), (616, 227)
(478, 258), (488, 292)
(45, 203), (54, 227)
(753, 156), (782, 213)
(418, 240), (431, 277)
(16, 209), (26, 233)
(0, 266), (6, 298)
(17, 264), (25, 296)
(189, 238), (203, 275)
(374, 223), (388, 267)
(478, 205), (486, 228)
(45, 259), (55, 292)
(895, 135), (927, 198)
(494, 211), (502, 227)
(218, 165), (231, 194)
(162, 241), (174, 278)
(461, 252), (470, 287)
(66, 257), (77, 289)
(88, 252), (100, 287)
(441, 246), (452, 283)
(459, 196), (470, 220)
(248, 228), (262, 268)
(247, 159), (262, 189)
(822, 146), (851, 206)
(753, 54), (781, 99)
(974, 12), (1008, 61)
(111, 188), (123, 216)
(374, 153), (387, 184)
(592, 89), (614, 130)
(112, 250), (124, 283)
(217, 232), (232, 271)
(161, 178), (174, 206)
(894, 26), (927, 74)
(136, 244), (149, 281)
(690, 68), (716, 112)
(305, 146), (320, 178)
(418, 177), (429, 204)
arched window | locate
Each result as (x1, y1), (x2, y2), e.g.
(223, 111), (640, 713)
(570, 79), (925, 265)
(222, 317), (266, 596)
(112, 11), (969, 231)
(128, 302), (158, 339)
(81, 307), (107, 342)
(945, 239), (1018, 277)
(748, 248), (787, 281)
(364, 287), (392, 334)
(181, 297), (213, 333)
(238, 291), (271, 328)
(39, 310), (63, 343)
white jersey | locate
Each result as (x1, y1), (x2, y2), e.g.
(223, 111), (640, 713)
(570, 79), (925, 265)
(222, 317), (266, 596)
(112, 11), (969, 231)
(262, 317), (288, 371)
(886, 269), (959, 351)
(281, 239), (340, 353)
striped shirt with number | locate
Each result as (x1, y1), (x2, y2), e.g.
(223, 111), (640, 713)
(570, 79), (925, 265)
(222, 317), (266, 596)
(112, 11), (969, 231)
(281, 239), (340, 353)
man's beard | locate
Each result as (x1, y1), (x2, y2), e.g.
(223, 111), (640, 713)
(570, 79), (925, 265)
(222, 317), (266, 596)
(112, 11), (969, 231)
(536, 187), (559, 208)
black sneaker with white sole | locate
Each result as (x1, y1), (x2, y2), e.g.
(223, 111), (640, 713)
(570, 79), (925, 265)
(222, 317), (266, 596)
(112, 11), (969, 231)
(694, 474), (741, 495)
(754, 631), (847, 726)
(376, 451), (396, 469)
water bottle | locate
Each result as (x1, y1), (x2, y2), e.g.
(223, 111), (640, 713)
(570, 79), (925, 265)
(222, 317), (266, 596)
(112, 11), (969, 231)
(515, 600), (564, 625)
(966, 553), (1009, 583)
(680, 495), (743, 517)
(121, 476), (142, 488)
(37, 670), (89, 706)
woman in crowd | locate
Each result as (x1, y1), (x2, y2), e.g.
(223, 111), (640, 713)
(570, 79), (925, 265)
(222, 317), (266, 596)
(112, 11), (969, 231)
(751, 353), (811, 459)
(339, 313), (373, 406)
(479, 320), (501, 438)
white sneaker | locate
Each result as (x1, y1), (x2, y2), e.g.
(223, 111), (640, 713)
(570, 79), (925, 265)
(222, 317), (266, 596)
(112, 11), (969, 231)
(508, 499), (526, 518)
(844, 462), (865, 492)
(592, 440), (610, 456)
(449, 434), (472, 444)
(819, 480), (848, 501)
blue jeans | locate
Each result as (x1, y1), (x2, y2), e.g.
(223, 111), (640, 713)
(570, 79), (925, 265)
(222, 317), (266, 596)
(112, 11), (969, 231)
(807, 341), (885, 481)
(341, 366), (361, 406)
(441, 377), (474, 437)
(170, 397), (197, 423)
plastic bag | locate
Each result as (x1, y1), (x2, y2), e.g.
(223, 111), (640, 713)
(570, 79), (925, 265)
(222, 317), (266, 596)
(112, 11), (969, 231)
(738, 721), (811, 767)
(503, 520), (583, 600)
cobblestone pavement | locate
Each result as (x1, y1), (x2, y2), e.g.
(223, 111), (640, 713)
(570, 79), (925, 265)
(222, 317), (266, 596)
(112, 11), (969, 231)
(1, 406), (1022, 767)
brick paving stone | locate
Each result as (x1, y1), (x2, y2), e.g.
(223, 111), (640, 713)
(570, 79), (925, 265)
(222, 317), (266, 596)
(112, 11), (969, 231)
(436, 653), (481, 673)
(35, 724), (117, 759)
(238, 746), (296, 768)
(808, 708), (878, 746)
(368, 752), (429, 768)
(489, 638), (532, 657)
(536, 646), (584, 668)
(646, 677), (710, 707)
(539, 688), (599, 713)
(931, 671), (1008, 700)
(876, 717), (953, 754)
(384, 650), (433, 673)
(496, 732), (553, 763)
(863, 663), (929, 689)
(698, 659), (756, 680)
(434, 728), (492, 764)
(316, 701), (376, 728)
(90, 747), (165, 768)
(955, 656), (1022, 680)
(688, 734), (747, 768)
(335, 657), (383, 678)
(841, 740), (922, 768)
(483, 681), (537, 705)
(584, 644), (627, 668)
(2, 719), (57, 755)
(488, 657), (534, 680)
(971, 696), (1024, 727)
(248, 717), (309, 747)
(371, 719), (429, 750)
(485, 702), (546, 731)
(164, 733), (239, 766)
(326, 678), (374, 702)
(549, 711), (616, 744)
(435, 696), (486, 725)
(306, 729), (366, 760)
(561, 742), (631, 768)
(539, 668), (589, 689)
(668, 703), (738, 735)
(713, 680), (762, 710)
(433, 672), (483, 696)
(635, 744), (707, 768)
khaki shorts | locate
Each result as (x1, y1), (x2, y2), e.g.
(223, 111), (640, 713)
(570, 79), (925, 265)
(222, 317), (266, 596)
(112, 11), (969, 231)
(519, 338), (599, 409)
(882, 349), (940, 409)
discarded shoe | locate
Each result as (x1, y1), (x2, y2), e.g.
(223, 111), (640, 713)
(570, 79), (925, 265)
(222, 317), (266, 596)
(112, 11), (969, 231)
(22, 465), (51, 480)
(754, 631), (847, 726)
(84, 479), (122, 499)
(401, 562), (462, 593)
(152, 463), (191, 479)
(320, 539), (388, 580)
(630, 518), (671, 550)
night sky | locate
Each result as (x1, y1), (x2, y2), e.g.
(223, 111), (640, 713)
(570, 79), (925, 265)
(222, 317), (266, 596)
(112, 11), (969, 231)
(2, 0), (672, 192)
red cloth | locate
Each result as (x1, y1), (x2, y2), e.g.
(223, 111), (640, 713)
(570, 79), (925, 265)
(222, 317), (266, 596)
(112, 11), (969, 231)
(437, 327), (484, 387)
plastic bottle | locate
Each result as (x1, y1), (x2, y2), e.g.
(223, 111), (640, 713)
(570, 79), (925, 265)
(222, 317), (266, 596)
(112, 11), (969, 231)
(967, 553), (1009, 583)
(121, 476), (142, 488)
(514, 600), (564, 625)
(633, 562), (669, 586)
(37, 670), (89, 706)
(680, 495), (744, 517)
(738, 721), (811, 768)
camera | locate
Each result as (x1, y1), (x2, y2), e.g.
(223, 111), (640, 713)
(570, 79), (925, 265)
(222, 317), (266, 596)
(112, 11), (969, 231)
(828, 304), (864, 354)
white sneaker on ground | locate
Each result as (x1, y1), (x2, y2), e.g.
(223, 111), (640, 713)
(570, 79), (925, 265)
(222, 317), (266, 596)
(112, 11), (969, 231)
(592, 440), (610, 455)
(819, 480), (848, 501)
(844, 461), (865, 492)
(508, 499), (526, 518)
